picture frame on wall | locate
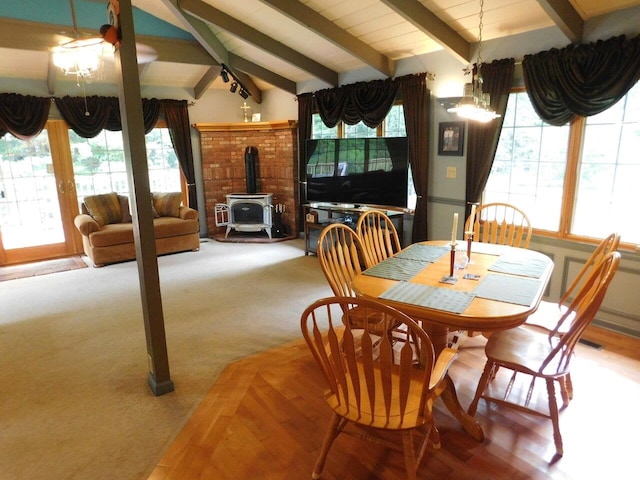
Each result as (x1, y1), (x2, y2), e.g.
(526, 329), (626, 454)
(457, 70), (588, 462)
(438, 121), (465, 156)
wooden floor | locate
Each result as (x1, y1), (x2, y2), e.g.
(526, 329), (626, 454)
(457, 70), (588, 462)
(147, 326), (640, 480)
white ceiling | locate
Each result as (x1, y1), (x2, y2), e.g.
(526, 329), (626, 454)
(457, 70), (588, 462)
(0, 0), (639, 101)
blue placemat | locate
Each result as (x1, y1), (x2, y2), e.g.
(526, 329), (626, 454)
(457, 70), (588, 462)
(379, 281), (476, 314)
(363, 257), (427, 281)
(489, 255), (549, 278)
(394, 244), (449, 263)
(473, 274), (542, 306)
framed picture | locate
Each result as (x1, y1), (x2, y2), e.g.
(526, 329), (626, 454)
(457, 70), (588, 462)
(438, 122), (464, 156)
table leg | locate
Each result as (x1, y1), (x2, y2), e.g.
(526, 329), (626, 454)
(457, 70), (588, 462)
(420, 321), (484, 442)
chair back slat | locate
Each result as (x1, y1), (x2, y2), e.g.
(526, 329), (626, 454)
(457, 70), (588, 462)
(466, 203), (532, 249)
(356, 210), (402, 265)
(318, 224), (371, 298)
(559, 233), (620, 306)
(301, 297), (444, 428)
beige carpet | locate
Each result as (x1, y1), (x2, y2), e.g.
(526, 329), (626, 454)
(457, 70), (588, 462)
(0, 238), (331, 480)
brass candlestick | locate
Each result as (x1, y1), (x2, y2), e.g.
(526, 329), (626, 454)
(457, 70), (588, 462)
(466, 231), (474, 262)
(449, 242), (456, 277)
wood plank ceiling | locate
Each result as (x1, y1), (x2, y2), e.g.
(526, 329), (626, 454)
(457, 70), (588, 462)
(0, 0), (638, 101)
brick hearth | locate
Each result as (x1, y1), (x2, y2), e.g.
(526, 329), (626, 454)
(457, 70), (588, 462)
(195, 121), (299, 237)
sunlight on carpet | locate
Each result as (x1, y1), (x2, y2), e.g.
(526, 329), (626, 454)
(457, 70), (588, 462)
(0, 256), (88, 281)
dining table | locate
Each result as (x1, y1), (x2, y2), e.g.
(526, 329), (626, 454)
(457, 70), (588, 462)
(351, 240), (554, 441)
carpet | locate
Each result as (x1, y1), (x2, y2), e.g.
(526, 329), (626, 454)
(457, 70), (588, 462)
(0, 255), (88, 281)
(0, 238), (332, 480)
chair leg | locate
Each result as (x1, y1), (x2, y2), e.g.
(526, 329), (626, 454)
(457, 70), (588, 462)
(545, 378), (564, 458)
(401, 430), (418, 480)
(468, 360), (495, 415)
(312, 413), (345, 479)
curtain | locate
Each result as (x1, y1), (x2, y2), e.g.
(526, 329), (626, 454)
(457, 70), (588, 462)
(465, 58), (515, 215)
(162, 100), (197, 209)
(315, 78), (399, 128)
(0, 93), (50, 140)
(397, 73), (429, 242)
(523, 34), (640, 126)
(55, 96), (161, 138)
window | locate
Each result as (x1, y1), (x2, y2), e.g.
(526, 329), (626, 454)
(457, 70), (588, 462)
(484, 82), (640, 245)
(71, 127), (182, 200)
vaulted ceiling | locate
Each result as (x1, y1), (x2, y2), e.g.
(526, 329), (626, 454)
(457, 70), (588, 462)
(0, 0), (639, 103)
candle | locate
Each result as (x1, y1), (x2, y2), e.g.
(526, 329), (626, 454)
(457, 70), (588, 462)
(451, 213), (458, 243)
(469, 204), (476, 232)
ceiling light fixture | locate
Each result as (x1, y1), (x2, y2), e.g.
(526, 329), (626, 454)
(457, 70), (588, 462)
(230, 82), (238, 93)
(220, 68), (230, 83)
(447, 0), (500, 123)
(220, 64), (251, 99)
(239, 89), (249, 99)
(52, 0), (104, 83)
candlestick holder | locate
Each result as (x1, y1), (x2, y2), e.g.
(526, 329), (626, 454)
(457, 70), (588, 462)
(440, 242), (458, 284)
(465, 230), (474, 264)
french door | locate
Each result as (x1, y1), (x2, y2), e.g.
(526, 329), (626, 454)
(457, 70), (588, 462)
(0, 121), (82, 265)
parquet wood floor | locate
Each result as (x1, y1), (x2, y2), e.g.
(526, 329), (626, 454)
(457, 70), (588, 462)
(147, 326), (640, 479)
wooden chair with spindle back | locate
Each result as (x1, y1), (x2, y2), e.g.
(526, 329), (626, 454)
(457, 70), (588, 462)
(468, 252), (621, 461)
(465, 202), (532, 248)
(301, 296), (458, 480)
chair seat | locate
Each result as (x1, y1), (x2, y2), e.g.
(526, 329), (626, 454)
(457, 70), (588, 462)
(525, 301), (573, 334)
(485, 326), (566, 378)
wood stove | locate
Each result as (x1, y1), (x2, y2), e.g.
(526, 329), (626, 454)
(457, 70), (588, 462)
(225, 193), (273, 238)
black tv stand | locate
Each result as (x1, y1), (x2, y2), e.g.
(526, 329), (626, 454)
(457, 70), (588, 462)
(303, 203), (405, 256)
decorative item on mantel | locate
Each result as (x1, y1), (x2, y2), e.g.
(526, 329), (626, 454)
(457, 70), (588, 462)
(241, 102), (251, 122)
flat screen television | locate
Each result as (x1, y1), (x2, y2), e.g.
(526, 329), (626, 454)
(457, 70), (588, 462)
(305, 137), (409, 208)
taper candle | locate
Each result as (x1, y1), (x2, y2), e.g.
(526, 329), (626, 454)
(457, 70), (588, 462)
(451, 212), (458, 243)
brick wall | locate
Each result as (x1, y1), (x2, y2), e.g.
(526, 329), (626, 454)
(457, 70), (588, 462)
(196, 121), (299, 237)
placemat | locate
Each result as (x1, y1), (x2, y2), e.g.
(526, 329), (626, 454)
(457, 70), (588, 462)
(468, 242), (505, 256)
(473, 274), (542, 306)
(488, 255), (549, 278)
(394, 244), (449, 263)
(379, 281), (476, 314)
(363, 257), (426, 281)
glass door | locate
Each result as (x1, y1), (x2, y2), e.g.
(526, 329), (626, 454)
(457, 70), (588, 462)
(0, 121), (79, 265)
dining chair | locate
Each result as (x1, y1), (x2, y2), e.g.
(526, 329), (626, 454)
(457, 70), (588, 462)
(356, 209), (402, 265)
(523, 232), (620, 402)
(468, 251), (620, 460)
(301, 296), (458, 480)
(465, 202), (532, 248)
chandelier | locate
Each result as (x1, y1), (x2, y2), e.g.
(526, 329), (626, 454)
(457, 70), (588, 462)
(52, 0), (104, 82)
(447, 0), (500, 123)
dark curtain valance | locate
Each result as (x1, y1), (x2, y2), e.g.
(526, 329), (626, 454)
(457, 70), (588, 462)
(523, 34), (640, 126)
(315, 77), (399, 128)
(55, 96), (161, 138)
(0, 93), (50, 140)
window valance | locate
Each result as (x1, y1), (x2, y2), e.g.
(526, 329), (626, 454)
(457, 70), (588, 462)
(523, 34), (640, 126)
(0, 93), (50, 140)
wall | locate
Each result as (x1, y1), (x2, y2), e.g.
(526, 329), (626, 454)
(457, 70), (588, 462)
(196, 121), (299, 237)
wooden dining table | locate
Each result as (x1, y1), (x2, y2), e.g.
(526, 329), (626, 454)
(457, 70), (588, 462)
(352, 240), (554, 441)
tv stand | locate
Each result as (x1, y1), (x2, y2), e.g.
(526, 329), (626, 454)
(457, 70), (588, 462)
(303, 203), (404, 256)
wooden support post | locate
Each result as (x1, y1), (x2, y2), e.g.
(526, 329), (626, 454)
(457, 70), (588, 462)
(114, 0), (174, 396)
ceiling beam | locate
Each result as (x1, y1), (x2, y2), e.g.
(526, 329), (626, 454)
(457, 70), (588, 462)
(258, 0), (394, 78)
(160, 0), (264, 101)
(380, 0), (471, 65)
(193, 65), (221, 100)
(536, 0), (583, 42)
(228, 53), (296, 94)
(180, 0), (338, 86)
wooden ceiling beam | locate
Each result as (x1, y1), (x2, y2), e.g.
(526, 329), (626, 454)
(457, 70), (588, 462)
(536, 0), (583, 42)
(180, 0), (337, 87)
(380, 0), (471, 65)
(258, 0), (394, 78)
